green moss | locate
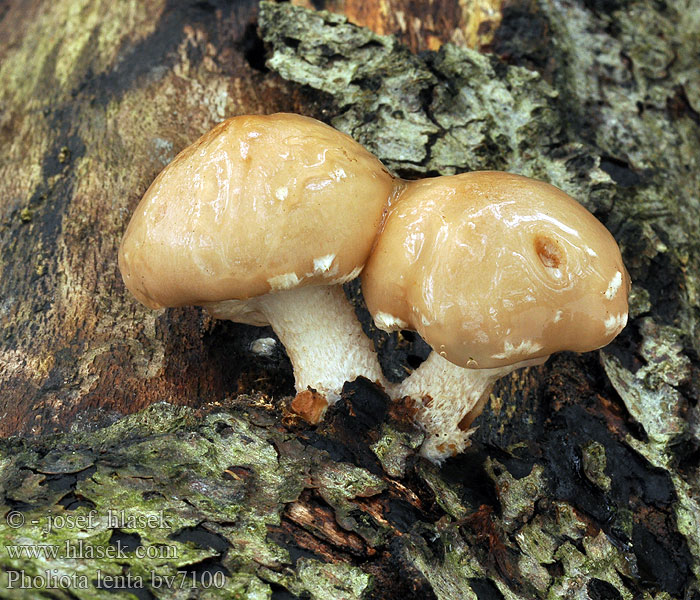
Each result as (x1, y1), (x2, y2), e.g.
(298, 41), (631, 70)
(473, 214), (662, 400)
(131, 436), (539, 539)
(602, 319), (689, 451)
(580, 441), (612, 492)
(485, 460), (545, 527)
(19, 207), (33, 223)
(370, 423), (423, 479)
(313, 461), (389, 547)
(401, 522), (482, 600)
(297, 559), (372, 600)
(0, 402), (390, 598)
(416, 462), (469, 520)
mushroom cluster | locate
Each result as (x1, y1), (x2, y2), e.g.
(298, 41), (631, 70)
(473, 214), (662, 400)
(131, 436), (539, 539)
(119, 113), (630, 462)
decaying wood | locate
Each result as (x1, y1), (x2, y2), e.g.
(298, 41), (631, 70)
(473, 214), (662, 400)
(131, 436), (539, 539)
(291, 0), (507, 51)
(1, 0), (699, 599)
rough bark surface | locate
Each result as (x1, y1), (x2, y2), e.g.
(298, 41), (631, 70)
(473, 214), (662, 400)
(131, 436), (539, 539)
(1, 1), (699, 599)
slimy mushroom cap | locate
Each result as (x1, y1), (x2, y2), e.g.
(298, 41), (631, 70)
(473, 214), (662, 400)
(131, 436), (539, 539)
(118, 113), (392, 403)
(119, 113), (394, 313)
(362, 171), (630, 369)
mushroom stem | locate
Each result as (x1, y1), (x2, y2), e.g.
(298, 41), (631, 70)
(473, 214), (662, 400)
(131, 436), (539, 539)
(391, 352), (546, 463)
(210, 285), (386, 404)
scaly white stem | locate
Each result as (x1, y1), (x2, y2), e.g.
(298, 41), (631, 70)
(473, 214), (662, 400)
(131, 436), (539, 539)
(206, 285), (386, 404)
(391, 352), (547, 463)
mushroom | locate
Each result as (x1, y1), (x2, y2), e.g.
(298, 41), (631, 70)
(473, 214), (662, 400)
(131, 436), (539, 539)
(119, 113), (396, 407)
(361, 171), (630, 462)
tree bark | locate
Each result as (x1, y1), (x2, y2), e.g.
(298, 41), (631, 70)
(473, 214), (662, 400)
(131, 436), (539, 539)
(1, 1), (699, 598)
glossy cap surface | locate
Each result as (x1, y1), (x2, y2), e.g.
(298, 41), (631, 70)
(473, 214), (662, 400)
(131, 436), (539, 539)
(362, 171), (630, 368)
(119, 113), (394, 309)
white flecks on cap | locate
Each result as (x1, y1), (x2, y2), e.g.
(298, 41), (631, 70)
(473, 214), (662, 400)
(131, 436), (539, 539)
(313, 254), (335, 274)
(553, 310), (563, 323)
(374, 311), (409, 332)
(331, 167), (347, 181)
(275, 187), (288, 201)
(605, 271), (623, 300)
(604, 312), (628, 335)
(268, 272), (301, 290)
(306, 179), (332, 191)
(586, 246), (598, 257)
(492, 339), (544, 360)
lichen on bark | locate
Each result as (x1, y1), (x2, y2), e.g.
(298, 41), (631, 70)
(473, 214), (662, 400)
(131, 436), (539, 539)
(258, 0), (700, 596)
(0, 401), (378, 599)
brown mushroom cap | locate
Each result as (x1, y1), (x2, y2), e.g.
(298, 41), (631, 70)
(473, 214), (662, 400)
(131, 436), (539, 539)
(362, 171), (631, 369)
(119, 113), (394, 310)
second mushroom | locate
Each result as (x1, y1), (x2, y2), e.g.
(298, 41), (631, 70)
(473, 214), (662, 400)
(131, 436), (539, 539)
(362, 171), (630, 462)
